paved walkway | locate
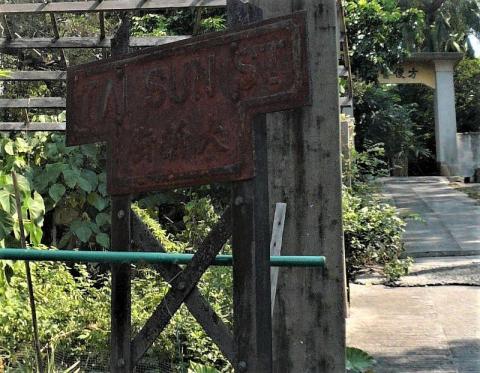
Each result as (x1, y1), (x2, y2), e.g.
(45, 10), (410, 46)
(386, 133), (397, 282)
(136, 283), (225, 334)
(381, 177), (480, 257)
(347, 284), (480, 372)
(347, 177), (480, 372)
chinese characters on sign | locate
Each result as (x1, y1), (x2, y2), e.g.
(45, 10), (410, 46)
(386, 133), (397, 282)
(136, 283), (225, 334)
(394, 66), (418, 79)
(378, 61), (436, 89)
(66, 13), (310, 195)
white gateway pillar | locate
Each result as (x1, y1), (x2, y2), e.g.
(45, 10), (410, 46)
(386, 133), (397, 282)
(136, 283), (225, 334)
(434, 59), (458, 175)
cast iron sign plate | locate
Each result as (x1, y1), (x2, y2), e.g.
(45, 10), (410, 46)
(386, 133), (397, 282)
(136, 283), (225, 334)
(66, 12), (310, 195)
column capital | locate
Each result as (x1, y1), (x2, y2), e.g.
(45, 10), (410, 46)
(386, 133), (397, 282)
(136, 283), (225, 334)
(434, 59), (456, 72)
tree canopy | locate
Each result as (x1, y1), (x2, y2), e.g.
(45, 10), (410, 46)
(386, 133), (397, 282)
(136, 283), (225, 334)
(346, 0), (480, 81)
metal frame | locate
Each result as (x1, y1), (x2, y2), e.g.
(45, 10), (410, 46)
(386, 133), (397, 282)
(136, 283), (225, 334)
(0, 249), (326, 267)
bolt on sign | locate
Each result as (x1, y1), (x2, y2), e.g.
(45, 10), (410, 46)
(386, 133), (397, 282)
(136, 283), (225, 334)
(66, 12), (310, 195)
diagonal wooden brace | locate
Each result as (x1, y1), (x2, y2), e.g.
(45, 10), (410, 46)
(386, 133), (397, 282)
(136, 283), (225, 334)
(131, 206), (232, 363)
(130, 210), (234, 362)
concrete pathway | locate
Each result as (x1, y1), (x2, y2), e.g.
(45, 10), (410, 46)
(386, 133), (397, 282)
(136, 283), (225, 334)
(347, 284), (480, 373)
(355, 256), (480, 286)
(347, 177), (480, 372)
(381, 177), (480, 257)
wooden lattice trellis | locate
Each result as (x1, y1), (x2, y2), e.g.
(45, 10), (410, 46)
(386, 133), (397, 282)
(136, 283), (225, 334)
(0, 0), (353, 132)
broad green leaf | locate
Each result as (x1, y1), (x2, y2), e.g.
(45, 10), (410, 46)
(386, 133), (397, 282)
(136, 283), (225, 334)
(0, 210), (13, 241)
(97, 172), (108, 196)
(98, 172), (107, 184)
(12, 219), (23, 241)
(95, 213), (110, 227)
(95, 232), (110, 248)
(13, 174), (31, 196)
(63, 169), (81, 188)
(24, 221), (43, 246)
(31, 224), (43, 246)
(57, 111), (67, 122)
(33, 172), (51, 193)
(188, 362), (220, 373)
(80, 144), (98, 158)
(15, 137), (30, 152)
(45, 162), (66, 183)
(28, 192), (45, 226)
(4, 141), (14, 155)
(49, 183), (66, 204)
(87, 192), (107, 211)
(77, 177), (93, 193)
(0, 190), (11, 212)
(36, 114), (48, 123)
(13, 156), (27, 169)
(98, 182), (107, 196)
(90, 222), (100, 234)
(70, 220), (92, 243)
(346, 347), (376, 372)
(46, 143), (59, 158)
(81, 170), (98, 190)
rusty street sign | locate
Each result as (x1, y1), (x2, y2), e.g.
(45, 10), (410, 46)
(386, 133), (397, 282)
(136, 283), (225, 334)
(67, 12), (310, 195)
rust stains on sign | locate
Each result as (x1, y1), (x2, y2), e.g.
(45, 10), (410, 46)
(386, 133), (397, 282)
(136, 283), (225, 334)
(67, 12), (310, 195)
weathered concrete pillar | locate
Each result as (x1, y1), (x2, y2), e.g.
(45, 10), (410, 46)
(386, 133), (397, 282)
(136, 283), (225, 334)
(251, 0), (346, 372)
(434, 59), (458, 175)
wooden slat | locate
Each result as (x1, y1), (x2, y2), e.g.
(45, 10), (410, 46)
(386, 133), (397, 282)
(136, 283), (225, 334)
(99, 12), (106, 40)
(269, 202), (286, 317)
(0, 71), (66, 80)
(109, 20), (131, 371)
(131, 207), (233, 364)
(0, 98), (65, 108)
(0, 0), (225, 15)
(0, 35), (190, 49)
(131, 211), (235, 363)
(0, 122), (66, 131)
(49, 13), (69, 67)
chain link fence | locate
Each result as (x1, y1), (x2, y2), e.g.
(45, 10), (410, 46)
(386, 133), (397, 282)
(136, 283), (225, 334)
(0, 344), (180, 372)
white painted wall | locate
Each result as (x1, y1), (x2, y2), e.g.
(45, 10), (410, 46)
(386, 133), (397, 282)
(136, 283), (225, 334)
(457, 133), (480, 177)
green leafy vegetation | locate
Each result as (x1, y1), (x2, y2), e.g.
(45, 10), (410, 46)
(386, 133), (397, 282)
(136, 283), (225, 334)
(346, 347), (376, 373)
(455, 58), (480, 132)
(343, 185), (407, 282)
(346, 0), (424, 81)
(0, 221), (233, 371)
(342, 144), (412, 283)
(0, 172), (44, 248)
(188, 362), (221, 373)
(353, 84), (432, 175)
(1, 0), (478, 369)
(0, 6), (230, 361)
(398, 0), (480, 54)
(347, 0), (480, 175)
(0, 133), (110, 250)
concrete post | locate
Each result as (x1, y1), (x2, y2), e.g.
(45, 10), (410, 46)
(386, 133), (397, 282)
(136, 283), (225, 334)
(251, 1), (346, 372)
(434, 59), (458, 175)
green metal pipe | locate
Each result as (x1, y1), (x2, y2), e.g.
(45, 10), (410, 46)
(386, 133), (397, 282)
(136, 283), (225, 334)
(0, 248), (325, 268)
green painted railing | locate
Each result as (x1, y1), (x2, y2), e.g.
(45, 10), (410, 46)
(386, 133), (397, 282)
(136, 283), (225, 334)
(0, 248), (326, 267)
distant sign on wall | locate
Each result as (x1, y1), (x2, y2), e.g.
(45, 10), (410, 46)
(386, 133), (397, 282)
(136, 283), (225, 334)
(378, 62), (436, 88)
